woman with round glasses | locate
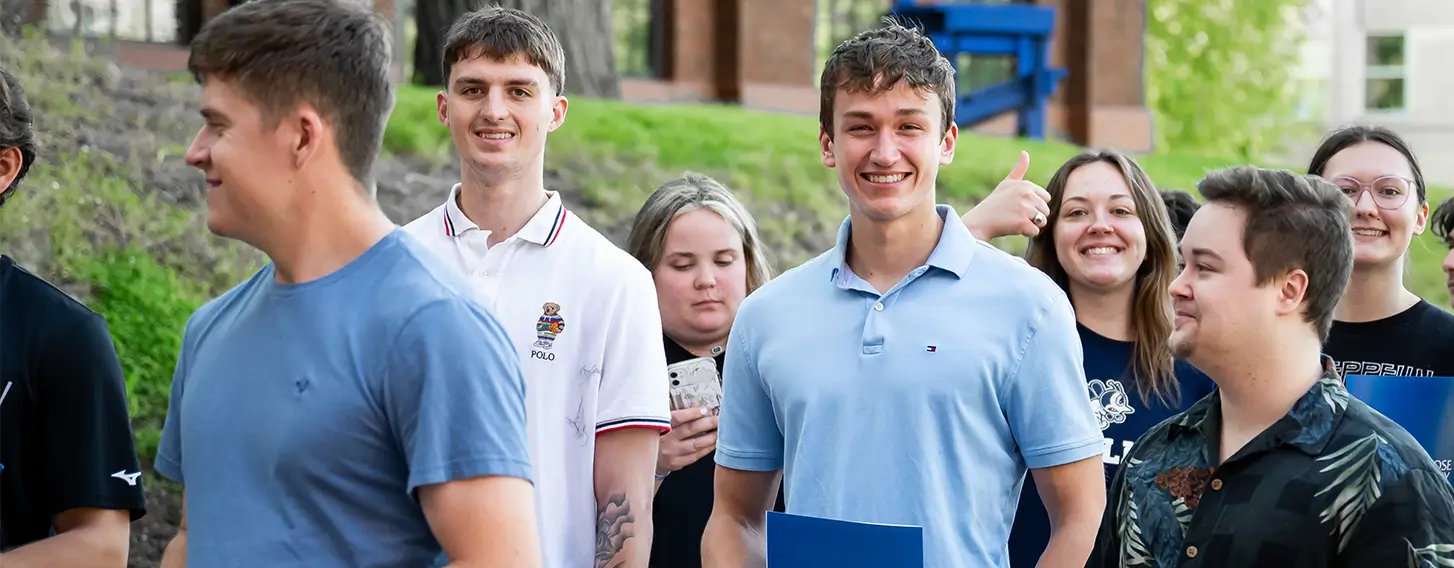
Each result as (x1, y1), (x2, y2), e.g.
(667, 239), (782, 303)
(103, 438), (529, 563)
(1307, 126), (1454, 378)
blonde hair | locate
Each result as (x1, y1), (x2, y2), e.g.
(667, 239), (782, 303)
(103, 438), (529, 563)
(627, 172), (774, 294)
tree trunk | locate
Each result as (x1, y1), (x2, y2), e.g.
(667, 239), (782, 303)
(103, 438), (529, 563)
(415, 0), (621, 97)
(176, 0), (200, 44)
(502, 0), (621, 98)
(412, 0), (474, 86)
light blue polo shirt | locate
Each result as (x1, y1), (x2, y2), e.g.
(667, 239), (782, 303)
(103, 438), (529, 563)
(716, 204), (1102, 568)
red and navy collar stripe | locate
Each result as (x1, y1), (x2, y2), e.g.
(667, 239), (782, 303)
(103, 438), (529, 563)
(443, 194), (568, 247)
(543, 204), (567, 247)
(442, 208), (458, 237)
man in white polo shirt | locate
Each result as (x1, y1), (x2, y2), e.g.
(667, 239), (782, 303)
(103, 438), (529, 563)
(403, 6), (670, 568)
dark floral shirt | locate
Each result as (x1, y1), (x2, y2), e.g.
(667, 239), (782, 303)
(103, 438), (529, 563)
(1088, 356), (1454, 568)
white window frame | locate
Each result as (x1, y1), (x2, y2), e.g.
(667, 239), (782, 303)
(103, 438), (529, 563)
(46, 0), (179, 44)
(1364, 32), (1408, 114)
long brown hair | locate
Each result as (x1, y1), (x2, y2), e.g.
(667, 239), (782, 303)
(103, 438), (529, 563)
(1025, 150), (1180, 406)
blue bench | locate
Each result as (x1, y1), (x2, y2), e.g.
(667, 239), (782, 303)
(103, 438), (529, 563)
(889, 1), (1068, 139)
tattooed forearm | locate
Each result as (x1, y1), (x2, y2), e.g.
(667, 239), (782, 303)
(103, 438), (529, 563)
(595, 492), (636, 568)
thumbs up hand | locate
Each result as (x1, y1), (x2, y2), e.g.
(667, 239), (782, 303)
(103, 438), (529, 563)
(961, 151), (1053, 241)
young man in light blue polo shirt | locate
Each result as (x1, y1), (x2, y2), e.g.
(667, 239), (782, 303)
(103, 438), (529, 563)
(701, 20), (1106, 568)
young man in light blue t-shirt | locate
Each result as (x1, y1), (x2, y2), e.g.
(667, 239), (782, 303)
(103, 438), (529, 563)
(152, 1), (540, 566)
(702, 20), (1106, 568)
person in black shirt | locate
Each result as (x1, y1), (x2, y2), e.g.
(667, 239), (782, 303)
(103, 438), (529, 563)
(627, 173), (785, 568)
(1090, 166), (1454, 568)
(1306, 126), (1454, 377)
(1434, 197), (1454, 310)
(0, 67), (146, 564)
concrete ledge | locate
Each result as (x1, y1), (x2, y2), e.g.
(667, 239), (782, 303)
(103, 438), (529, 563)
(738, 83), (819, 115)
(1085, 104), (1154, 153)
(620, 77), (714, 104)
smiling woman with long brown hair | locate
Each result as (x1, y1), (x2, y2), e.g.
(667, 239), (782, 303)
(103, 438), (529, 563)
(963, 149), (1216, 568)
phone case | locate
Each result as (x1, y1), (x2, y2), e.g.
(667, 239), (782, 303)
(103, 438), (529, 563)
(668, 356), (723, 414)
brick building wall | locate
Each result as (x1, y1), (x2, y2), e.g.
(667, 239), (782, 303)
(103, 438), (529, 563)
(1048, 0), (1154, 152)
(626, 0), (1152, 152)
(18, 0), (1152, 151)
(621, 0), (821, 116)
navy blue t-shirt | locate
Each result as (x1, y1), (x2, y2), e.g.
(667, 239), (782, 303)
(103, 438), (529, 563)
(1006, 323), (1216, 567)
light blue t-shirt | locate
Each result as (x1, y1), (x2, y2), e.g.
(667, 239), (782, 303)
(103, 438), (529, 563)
(715, 205), (1102, 568)
(155, 229), (532, 567)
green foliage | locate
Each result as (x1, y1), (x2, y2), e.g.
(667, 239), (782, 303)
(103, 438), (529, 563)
(73, 248), (204, 460)
(1145, 0), (1311, 159)
(383, 84), (453, 170)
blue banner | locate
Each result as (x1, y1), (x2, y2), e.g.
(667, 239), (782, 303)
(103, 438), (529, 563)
(1344, 374), (1454, 483)
(766, 511), (924, 567)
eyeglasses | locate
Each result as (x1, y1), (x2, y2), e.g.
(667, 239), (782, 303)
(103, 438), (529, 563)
(1332, 175), (1415, 210)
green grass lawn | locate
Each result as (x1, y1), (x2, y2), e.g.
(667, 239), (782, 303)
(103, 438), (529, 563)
(384, 85), (1453, 307)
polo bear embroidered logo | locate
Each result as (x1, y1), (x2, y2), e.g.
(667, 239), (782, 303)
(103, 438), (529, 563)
(532, 302), (565, 361)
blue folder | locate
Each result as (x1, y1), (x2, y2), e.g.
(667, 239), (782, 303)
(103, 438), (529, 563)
(1343, 374), (1454, 481)
(766, 511), (924, 567)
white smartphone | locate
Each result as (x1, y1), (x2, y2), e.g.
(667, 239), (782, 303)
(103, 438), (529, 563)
(668, 356), (723, 414)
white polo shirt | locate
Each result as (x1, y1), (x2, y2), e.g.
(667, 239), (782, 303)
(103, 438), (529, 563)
(403, 185), (671, 568)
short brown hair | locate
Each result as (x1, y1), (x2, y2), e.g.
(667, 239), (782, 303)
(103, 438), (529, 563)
(1026, 151), (1180, 407)
(0, 66), (36, 207)
(187, 0), (394, 186)
(443, 6), (566, 96)
(1196, 166), (1354, 343)
(818, 17), (955, 139)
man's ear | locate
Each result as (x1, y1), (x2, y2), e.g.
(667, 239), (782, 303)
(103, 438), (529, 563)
(547, 95), (568, 133)
(820, 127), (835, 168)
(1275, 268), (1310, 317)
(940, 122), (958, 166)
(290, 104), (327, 169)
(0, 146), (24, 194)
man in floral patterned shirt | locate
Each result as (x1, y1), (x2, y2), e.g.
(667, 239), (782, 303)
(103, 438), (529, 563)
(1088, 166), (1454, 568)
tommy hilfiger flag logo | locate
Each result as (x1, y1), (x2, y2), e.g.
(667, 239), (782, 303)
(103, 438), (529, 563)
(926, 346), (938, 352)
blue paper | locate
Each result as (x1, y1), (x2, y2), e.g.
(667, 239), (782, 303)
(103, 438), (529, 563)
(1344, 374), (1454, 482)
(766, 511), (924, 567)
